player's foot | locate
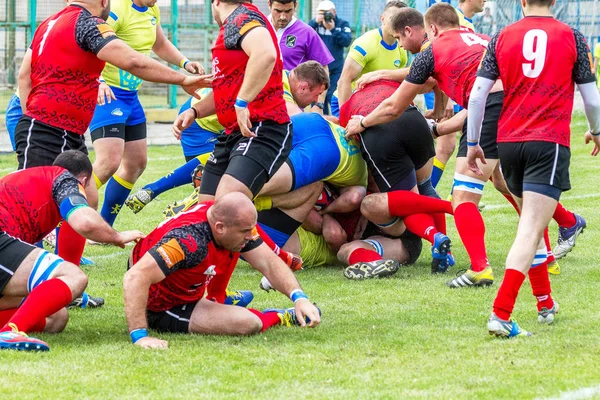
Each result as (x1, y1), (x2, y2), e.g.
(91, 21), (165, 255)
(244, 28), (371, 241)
(260, 276), (275, 292)
(192, 164), (204, 188)
(0, 323), (49, 352)
(263, 305), (321, 327)
(224, 289), (254, 307)
(343, 259), (400, 280)
(554, 214), (586, 259)
(431, 233), (451, 274)
(487, 313), (531, 338)
(163, 187), (200, 219)
(285, 252), (303, 271)
(547, 259), (560, 275)
(68, 292), (105, 309)
(125, 188), (154, 214)
(79, 256), (95, 266)
(446, 266), (494, 288)
(538, 301), (559, 324)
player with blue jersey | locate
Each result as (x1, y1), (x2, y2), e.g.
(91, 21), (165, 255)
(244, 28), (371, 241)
(89, 0), (204, 228)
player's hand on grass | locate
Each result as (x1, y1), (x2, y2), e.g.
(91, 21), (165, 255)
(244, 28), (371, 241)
(180, 74), (213, 98)
(172, 109), (196, 139)
(236, 106), (255, 138)
(355, 71), (381, 91)
(585, 131), (600, 156)
(97, 82), (116, 106)
(184, 61), (205, 75)
(294, 298), (321, 328)
(466, 144), (486, 176)
(115, 230), (146, 248)
(345, 115), (365, 139)
(135, 336), (168, 349)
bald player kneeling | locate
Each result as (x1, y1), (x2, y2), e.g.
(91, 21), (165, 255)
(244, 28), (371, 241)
(123, 192), (321, 349)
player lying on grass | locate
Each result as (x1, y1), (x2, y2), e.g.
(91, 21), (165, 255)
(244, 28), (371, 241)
(0, 151), (144, 352)
(124, 193), (321, 349)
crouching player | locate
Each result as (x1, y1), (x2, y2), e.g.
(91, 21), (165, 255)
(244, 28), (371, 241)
(123, 193), (321, 349)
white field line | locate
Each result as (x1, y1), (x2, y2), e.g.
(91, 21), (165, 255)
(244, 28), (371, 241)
(483, 192), (600, 211)
(538, 385), (600, 400)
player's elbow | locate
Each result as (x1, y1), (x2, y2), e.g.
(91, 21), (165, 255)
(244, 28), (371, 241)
(118, 53), (146, 74)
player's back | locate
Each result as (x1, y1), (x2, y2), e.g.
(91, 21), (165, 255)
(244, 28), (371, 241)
(492, 17), (590, 146)
(429, 29), (490, 108)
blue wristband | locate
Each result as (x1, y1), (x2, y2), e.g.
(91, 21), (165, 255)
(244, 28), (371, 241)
(591, 131), (600, 136)
(290, 289), (309, 303)
(467, 141), (479, 147)
(183, 60), (190, 70)
(235, 98), (249, 108)
(130, 328), (148, 344)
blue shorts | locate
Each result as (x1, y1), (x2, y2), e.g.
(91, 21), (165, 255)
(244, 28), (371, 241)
(179, 98), (219, 158)
(288, 113), (339, 190)
(89, 86), (146, 133)
(424, 92), (463, 113)
(5, 94), (21, 151)
(330, 94), (340, 118)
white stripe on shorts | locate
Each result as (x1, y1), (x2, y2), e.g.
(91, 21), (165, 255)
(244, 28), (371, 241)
(550, 143), (559, 186)
(165, 310), (190, 322)
(268, 121), (292, 175)
(22, 118), (36, 169)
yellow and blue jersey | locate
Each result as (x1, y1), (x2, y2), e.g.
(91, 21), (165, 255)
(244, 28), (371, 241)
(456, 7), (475, 32)
(594, 43), (600, 89)
(102, 0), (160, 91)
(282, 70), (296, 105)
(191, 89), (224, 134)
(324, 120), (368, 188)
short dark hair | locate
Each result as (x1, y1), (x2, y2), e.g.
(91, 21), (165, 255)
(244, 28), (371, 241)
(221, 0), (253, 4)
(269, 0), (296, 5)
(424, 3), (460, 29)
(390, 7), (424, 34)
(384, 0), (408, 11)
(293, 61), (330, 90)
(53, 150), (93, 180)
(527, 0), (554, 6)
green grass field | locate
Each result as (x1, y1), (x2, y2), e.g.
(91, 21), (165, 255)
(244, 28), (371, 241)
(1, 114), (600, 399)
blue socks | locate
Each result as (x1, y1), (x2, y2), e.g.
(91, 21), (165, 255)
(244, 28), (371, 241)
(144, 157), (201, 198)
(100, 175), (134, 226)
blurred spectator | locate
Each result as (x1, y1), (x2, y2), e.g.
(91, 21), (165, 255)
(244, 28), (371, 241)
(476, 7), (495, 36)
(309, 1), (352, 115)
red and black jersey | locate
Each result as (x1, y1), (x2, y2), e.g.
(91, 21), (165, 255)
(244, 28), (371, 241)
(405, 29), (490, 109)
(0, 166), (88, 244)
(339, 80), (401, 127)
(478, 17), (595, 147)
(27, 5), (117, 135)
(131, 202), (262, 312)
(211, 3), (289, 134)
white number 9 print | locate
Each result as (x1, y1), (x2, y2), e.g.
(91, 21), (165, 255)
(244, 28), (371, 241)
(522, 29), (548, 78)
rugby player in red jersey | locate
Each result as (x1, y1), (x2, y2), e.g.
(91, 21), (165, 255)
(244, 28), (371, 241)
(124, 193), (320, 349)
(0, 151), (144, 351)
(467, 0), (600, 337)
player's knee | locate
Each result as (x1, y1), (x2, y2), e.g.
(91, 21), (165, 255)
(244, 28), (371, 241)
(337, 242), (357, 264)
(242, 313), (263, 335)
(360, 193), (385, 218)
(44, 308), (69, 333)
(323, 224), (346, 252)
(55, 262), (88, 299)
(345, 188), (366, 210)
(98, 153), (122, 177)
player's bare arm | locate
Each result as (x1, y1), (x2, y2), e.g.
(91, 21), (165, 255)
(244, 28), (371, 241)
(123, 253), (169, 349)
(172, 91), (217, 139)
(243, 243), (321, 328)
(66, 207), (145, 247)
(17, 48), (32, 113)
(153, 24), (205, 75)
(345, 80), (423, 138)
(337, 57), (363, 106)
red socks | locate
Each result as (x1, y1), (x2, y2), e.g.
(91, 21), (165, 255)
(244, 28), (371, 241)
(503, 193), (520, 215)
(454, 202), (489, 272)
(432, 213), (447, 235)
(348, 248), (382, 265)
(553, 203), (576, 228)
(255, 224), (291, 265)
(387, 190), (453, 217)
(57, 222), (86, 265)
(404, 214), (438, 244)
(529, 262), (554, 311)
(543, 228), (556, 264)
(1, 279), (72, 333)
(493, 268), (526, 321)
(248, 309), (283, 332)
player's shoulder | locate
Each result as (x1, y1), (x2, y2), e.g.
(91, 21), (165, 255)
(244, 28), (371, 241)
(107, 0), (128, 20)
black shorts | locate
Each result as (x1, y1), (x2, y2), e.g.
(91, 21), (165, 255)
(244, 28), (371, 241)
(362, 223), (423, 265)
(15, 115), (88, 169)
(90, 122), (147, 143)
(146, 302), (197, 333)
(0, 232), (37, 295)
(200, 120), (293, 197)
(457, 91), (503, 159)
(498, 141), (571, 199)
(359, 106), (435, 192)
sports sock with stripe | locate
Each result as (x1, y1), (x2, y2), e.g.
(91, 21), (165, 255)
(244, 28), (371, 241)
(348, 248), (382, 265)
(100, 175), (134, 226)
(144, 157), (201, 199)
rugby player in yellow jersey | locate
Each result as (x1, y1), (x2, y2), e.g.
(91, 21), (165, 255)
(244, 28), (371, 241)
(89, 0), (205, 228)
(332, 0), (409, 115)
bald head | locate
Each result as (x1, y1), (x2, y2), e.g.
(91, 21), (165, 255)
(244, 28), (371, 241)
(71, 0), (110, 20)
(211, 192), (257, 228)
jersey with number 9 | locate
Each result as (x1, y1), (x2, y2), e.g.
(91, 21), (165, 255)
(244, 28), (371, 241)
(405, 29), (490, 109)
(478, 17), (596, 147)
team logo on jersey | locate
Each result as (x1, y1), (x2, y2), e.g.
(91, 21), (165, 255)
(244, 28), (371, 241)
(151, 17), (157, 26)
(180, 234), (198, 253)
(394, 59), (401, 68)
(285, 35), (297, 48)
(111, 108), (124, 117)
